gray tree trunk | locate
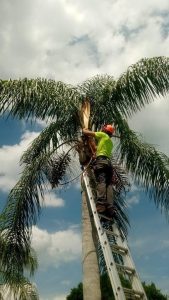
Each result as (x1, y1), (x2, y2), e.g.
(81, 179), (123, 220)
(82, 190), (101, 300)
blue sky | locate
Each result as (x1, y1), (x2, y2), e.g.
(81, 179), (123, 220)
(0, 0), (169, 299)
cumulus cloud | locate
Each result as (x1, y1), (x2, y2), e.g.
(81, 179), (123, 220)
(0, 130), (65, 207)
(127, 195), (139, 208)
(0, 0), (168, 83)
(32, 226), (81, 269)
(53, 294), (67, 300)
(42, 191), (65, 208)
(41, 293), (67, 300)
(129, 96), (169, 155)
(0, 131), (39, 192)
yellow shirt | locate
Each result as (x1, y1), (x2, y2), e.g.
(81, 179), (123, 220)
(95, 132), (113, 158)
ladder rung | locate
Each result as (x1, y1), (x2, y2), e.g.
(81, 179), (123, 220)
(98, 213), (113, 221)
(116, 264), (135, 275)
(111, 244), (128, 254)
(123, 288), (144, 299)
(105, 229), (119, 238)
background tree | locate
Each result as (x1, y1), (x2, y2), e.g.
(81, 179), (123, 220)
(66, 275), (168, 300)
(0, 56), (169, 299)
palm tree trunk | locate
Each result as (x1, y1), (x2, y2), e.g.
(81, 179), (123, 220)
(82, 190), (101, 300)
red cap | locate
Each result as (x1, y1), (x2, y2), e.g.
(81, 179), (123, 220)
(103, 124), (115, 135)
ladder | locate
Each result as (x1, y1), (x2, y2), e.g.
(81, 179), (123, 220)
(82, 170), (148, 300)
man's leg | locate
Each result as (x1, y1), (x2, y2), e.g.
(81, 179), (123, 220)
(94, 162), (107, 212)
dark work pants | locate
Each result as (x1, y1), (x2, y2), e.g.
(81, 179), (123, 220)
(93, 157), (113, 205)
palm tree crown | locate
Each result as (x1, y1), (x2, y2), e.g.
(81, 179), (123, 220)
(0, 56), (169, 290)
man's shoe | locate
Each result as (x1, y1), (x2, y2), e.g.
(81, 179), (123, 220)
(106, 205), (116, 218)
(96, 202), (106, 213)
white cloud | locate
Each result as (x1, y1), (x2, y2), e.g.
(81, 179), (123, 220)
(0, 130), (66, 207)
(41, 293), (67, 300)
(43, 191), (65, 208)
(129, 96), (169, 155)
(0, 0), (168, 83)
(127, 195), (139, 207)
(31, 226), (81, 269)
(0, 131), (39, 192)
(53, 294), (67, 300)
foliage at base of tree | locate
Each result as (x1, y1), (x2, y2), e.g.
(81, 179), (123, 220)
(143, 282), (168, 300)
(67, 283), (83, 300)
(66, 274), (168, 300)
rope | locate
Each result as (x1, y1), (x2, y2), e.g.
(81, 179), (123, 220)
(59, 157), (93, 186)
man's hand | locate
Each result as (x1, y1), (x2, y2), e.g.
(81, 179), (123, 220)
(82, 128), (95, 137)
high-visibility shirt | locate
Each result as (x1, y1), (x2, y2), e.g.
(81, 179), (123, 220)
(95, 132), (113, 158)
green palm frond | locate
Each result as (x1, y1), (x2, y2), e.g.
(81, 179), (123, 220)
(78, 57), (169, 130)
(11, 279), (39, 300)
(0, 232), (38, 279)
(1, 153), (54, 242)
(111, 56), (169, 117)
(0, 143), (78, 272)
(114, 116), (169, 212)
(0, 278), (39, 300)
(21, 122), (79, 165)
(0, 78), (81, 121)
(0, 234), (38, 299)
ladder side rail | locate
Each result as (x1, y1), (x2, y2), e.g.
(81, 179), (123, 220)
(112, 224), (148, 300)
(83, 171), (126, 300)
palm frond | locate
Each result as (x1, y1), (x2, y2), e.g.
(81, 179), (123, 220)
(111, 56), (169, 117)
(0, 233), (38, 299)
(0, 78), (81, 122)
(0, 143), (78, 275)
(0, 154), (50, 276)
(115, 115), (169, 213)
(0, 276), (39, 300)
(21, 122), (79, 165)
(0, 231), (38, 279)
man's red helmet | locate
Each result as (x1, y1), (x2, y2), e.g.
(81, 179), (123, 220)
(102, 124), (115, 135)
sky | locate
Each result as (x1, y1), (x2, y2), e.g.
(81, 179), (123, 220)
(0, 0), (169, 299)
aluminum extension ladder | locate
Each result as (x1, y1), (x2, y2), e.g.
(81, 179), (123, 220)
(83, 170), (147, 300)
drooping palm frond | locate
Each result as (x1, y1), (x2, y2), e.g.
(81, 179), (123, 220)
(0, 228), (38, 279)
(0, 140), (79, 276)
(78, 57), (169, 131)
(0, 276), (39, 300)
(111, 56), (169, 118)
(0, 79), (81, 121)
(21, 122), (79, 165)
(114, 114), (169, 213)
(0, 234), (38, 299)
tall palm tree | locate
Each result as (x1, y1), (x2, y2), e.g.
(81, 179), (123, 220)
(0, 56), (169, 299)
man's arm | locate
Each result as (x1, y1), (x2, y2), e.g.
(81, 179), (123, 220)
(82, 128), (96, 137)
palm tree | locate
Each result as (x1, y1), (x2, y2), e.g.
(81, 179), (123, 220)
(0, 56), (169, 299)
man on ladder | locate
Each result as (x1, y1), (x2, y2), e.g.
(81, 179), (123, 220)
(82, 124), (115, 218)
